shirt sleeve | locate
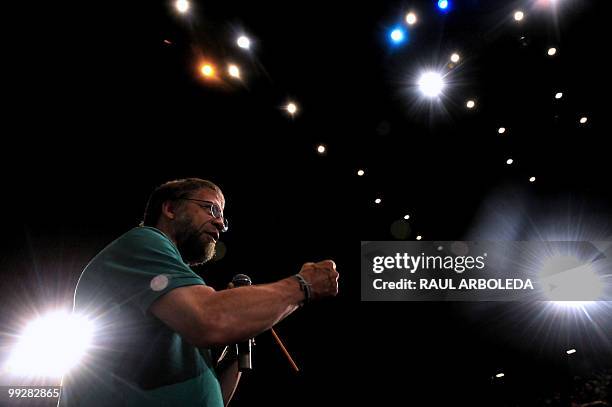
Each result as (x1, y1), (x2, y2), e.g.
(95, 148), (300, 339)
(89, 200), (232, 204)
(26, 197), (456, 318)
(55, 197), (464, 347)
(102, 227), (206, 315)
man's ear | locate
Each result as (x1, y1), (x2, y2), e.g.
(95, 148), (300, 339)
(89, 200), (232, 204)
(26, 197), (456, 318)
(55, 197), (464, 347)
(161, 200), (178, 220)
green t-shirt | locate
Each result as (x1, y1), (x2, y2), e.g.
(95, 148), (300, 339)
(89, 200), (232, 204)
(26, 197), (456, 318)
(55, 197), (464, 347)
(59, 226), (223, 407)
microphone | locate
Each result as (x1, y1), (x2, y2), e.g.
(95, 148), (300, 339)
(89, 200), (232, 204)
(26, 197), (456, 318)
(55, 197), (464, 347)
(231, 274), (253, 372)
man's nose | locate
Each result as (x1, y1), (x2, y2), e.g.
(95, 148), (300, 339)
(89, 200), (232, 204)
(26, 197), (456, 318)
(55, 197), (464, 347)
(211, 216), (225, 231)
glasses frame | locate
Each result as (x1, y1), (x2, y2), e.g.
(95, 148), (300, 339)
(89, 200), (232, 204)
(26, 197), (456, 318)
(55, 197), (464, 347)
(176, 197), (228, 232)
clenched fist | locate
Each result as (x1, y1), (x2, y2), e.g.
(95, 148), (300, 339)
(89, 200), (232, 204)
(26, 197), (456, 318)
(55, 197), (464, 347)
(298, 260), (339, 300)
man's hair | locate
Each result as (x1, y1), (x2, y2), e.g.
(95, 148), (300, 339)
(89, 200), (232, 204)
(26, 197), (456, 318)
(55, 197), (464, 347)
(142, 178), (223, 227)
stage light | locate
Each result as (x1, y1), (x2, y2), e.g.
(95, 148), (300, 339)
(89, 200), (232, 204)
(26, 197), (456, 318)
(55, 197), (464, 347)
(389, 27), (407, 44)
(495, 373), (505, 378)
(529, 176), (536, 182)
(404, 214), (410, 220)
(5, 311), (93, 377)
(416, 235), (422, 240)
(375, 198), (382, 204)
(580, 117), (588, 124)
(228, 64), (240, 78)
(555, 92), (563, 99)
(466, 100), (475, 109)
(450, 53), (460, 63)
(418, 71), (445, 97)
(406, 12), (417, 25)
(548, 47), (557, 56)
(506, 158), (513, 165)
(175, 0), (189, 13)
(237, 35), (251, 50)
(357, 169), (365, 176)
(566, 348), (577, 355)
(317, 144), (326, 154)
(286, 102), (298, 115)
(498, 127), (506, 134)
(438, 0), (450, 11)
(514, 11), (524, 21)
(200, 64), (215, 78)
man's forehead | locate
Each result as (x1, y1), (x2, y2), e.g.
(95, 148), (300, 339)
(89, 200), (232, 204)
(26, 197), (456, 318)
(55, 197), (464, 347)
(192, 188), (225, 208)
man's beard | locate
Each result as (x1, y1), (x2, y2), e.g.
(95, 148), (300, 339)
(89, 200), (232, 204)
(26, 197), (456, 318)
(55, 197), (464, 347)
(175, 218), (216, 266)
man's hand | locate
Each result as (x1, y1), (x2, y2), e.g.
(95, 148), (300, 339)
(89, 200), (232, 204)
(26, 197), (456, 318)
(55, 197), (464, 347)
(298, 260), (339, 300)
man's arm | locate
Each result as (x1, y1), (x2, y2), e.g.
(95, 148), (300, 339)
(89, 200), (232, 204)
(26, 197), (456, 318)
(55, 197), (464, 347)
(149, 260), (338, 348)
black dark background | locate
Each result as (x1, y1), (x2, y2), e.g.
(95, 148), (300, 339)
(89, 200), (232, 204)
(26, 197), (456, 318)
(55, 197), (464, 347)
(1, 0), (611, 405)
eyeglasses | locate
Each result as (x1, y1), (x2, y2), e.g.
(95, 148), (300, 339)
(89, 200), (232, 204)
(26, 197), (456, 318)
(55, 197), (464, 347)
(177, 198), (229, 232)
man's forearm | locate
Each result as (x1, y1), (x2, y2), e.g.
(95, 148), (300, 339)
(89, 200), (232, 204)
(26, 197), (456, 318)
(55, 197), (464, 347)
(200, 277), (303, 346)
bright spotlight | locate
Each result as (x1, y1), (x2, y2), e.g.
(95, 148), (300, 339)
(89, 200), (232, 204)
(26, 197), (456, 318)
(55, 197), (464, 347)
(237, 35), (251, 50)
(389, 27), (407, 44)
(495, 373), (505, 378)
(286, 102), (298, 115)
(375, 198), (382, 204)
(416, 235), (422, 240)
(514, 11), (524, 21)
(506, 158), (513, 165)
(200, 64), (215, 78)
(450, 53), (460, 63)
(228, 64), (240, 79)
(418, 71), (445, 97)
(406, 12), (417, 25)
(317, 144), (326, 154)
(498, 127), (506, 134)
(579, 117), (588, 124)
(548, 47), (557, 56)
(175, 0), (189, 13)
(357, 169), (365, 176)
(438, 0), (450, 11)
(566, 348), (577, 355)
(555, 92), (563, 99)
(5, 311), (93, 377)
(466, 100), (475, 109)
(529, 176), (536, 183)
(404, 214), (410, 220)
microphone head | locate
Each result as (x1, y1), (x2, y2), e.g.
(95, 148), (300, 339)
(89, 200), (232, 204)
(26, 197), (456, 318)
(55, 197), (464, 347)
(232, 274), (252, 287)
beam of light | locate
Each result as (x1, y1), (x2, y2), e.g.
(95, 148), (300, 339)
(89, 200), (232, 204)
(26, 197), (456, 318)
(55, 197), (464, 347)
(417, 71), (445, 97)
(175, 0), (189, 13)
(406, 12), (417, 25)
(237, 35), (251, 50)
(5, 311), (93, 377)
(389, 27), (407, 45)
(514, 11), (525, 21)
(547, 47), (557, 56)
(566, 348), (577, 354)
